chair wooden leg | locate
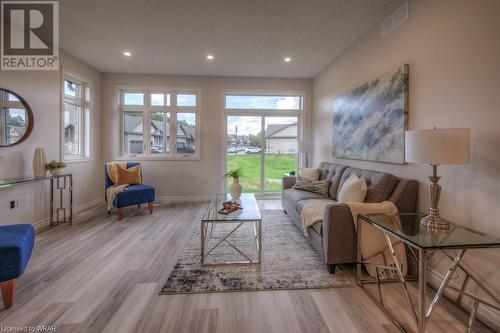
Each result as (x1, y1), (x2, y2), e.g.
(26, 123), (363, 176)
(117, 208), (123, 221)
(148, 202), (154, 214)
(0, 279), (16, 309)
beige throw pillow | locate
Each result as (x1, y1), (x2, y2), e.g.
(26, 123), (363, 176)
(299, 168), (320, 181)
(293, 177), (329, 197)
(337, 174), (367, 203)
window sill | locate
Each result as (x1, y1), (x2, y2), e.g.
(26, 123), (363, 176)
(63, 157), (93, 164)
(115, 155), (200, 161)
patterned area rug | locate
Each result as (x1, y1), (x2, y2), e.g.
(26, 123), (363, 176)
(161, 210), (352, 294)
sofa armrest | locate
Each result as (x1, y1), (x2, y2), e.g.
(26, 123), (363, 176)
(389, 178), (419, 213)
(322, 203), (357, 265)
(282, 176), (297, 190)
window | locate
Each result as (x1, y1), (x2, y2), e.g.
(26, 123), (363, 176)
(63, 74), (91, 161)
(150, 112), (170, 154)
(118, 89), (199, 158)
(176, 113), (196, 154)
(225, 94), (302, 110)
(177, 93), (196, 107)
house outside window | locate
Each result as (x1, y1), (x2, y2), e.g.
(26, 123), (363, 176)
(63, 72), (91, 161)
(118, 89), (199, 159)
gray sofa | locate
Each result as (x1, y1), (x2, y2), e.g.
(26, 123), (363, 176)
(282, 161), (418, 273)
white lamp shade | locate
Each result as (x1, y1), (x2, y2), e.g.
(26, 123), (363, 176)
(298, 141), (314, 153)
(405, 128), (471, 165)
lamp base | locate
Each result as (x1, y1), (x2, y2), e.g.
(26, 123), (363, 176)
(420, 212), (451, 230)
(421, 164), (451, 230)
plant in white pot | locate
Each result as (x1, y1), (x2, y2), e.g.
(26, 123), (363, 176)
(225, 168), (243, 200)
(45, 160), (66, 176)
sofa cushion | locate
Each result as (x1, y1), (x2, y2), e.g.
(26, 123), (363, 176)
(114, 184), (155, 208)
(318, 162), (348, 200)
(337, 174), (368, 203)
(338, 167), (399, 203)
(283, 188), (327, 211)
(296, 198), (334, 214)
(299, 168), (320, 181)
(293, 177), (329, 196)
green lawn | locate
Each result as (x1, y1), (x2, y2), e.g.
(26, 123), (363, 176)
(227, 153), (297, 193)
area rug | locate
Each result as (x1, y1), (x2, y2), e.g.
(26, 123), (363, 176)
(161, 210), (352, 294)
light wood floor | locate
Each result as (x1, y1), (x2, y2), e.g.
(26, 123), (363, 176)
(0, 200), (493, 333)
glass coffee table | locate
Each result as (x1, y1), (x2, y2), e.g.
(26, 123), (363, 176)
(357, 213), (500, 333)
(200, 193), (262, 265)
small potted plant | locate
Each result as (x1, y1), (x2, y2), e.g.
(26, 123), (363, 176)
(45, 160), (66, 176)
(225, 168), (243, 200)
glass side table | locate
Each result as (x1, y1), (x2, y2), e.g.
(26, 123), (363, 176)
(357, 213), (500, 333)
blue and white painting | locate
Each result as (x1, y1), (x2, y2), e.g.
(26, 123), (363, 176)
(333, 64), (408, 164)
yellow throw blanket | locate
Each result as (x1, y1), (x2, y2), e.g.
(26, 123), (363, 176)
(301, 200), (407, 278)
(105, 162), (128, 211)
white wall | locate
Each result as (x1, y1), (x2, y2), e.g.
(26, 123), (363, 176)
(313, 0), (500, 328)
(102, 74), (313, 199)
(0, 51), (102, 229)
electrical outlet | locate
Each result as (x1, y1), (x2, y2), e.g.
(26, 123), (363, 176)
(9, 200), (17, 209)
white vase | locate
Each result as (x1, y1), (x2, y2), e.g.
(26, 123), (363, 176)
(230, 179), (242, 200)
(49, 168), (63, 176)
(32, 147), (47, 177)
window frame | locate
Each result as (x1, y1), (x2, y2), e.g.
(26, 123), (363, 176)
(61, 69), (92, 163)
(116, 86), (201, 160)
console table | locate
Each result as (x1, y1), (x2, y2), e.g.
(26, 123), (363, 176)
(357, 212), (500, 333)
(0, 174), (73, 226)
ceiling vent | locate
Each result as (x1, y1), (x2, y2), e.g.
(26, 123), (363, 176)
(381, 1), (409, 38)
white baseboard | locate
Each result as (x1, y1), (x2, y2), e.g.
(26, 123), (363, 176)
(33, 198), (105, 232)
(33, 196), (209, 231)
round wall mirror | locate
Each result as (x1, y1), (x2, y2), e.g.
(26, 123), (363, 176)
(0, 88), (34, 147)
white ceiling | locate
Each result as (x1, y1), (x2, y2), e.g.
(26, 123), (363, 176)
(60, 0), (401, 78)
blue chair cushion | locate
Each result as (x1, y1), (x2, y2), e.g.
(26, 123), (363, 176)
(0, 224), (35, 282)
(114, 184), (155, 208)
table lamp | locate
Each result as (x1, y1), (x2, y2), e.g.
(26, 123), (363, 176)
(405, 128), (471, 229)
(298, 141), (314, 167)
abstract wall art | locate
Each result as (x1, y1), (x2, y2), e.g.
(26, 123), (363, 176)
(333, 64), (408, 164)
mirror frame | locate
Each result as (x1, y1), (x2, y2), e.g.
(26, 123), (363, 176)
(0, 88), (34, 147)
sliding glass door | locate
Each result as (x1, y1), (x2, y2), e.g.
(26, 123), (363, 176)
(224, 93), (303, 194)
(226, 115), (262, 193)
(263, 116), (298, 192)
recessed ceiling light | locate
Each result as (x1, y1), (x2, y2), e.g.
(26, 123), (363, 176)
(284, 57), (292, 62)
(206, 54), (214, 60)
(123, 51), (132, 57)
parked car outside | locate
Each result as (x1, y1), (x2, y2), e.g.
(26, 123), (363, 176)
(245, 146), (261, 154)
(150, 146), (163, 153)
(177, 146), (195, 154)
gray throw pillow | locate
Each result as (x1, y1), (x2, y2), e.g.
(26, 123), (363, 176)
(293, 176), (329, 196)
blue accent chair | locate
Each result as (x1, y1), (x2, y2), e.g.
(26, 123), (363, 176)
(0, 224), (35, 310)
(104, 162), (155, 220)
